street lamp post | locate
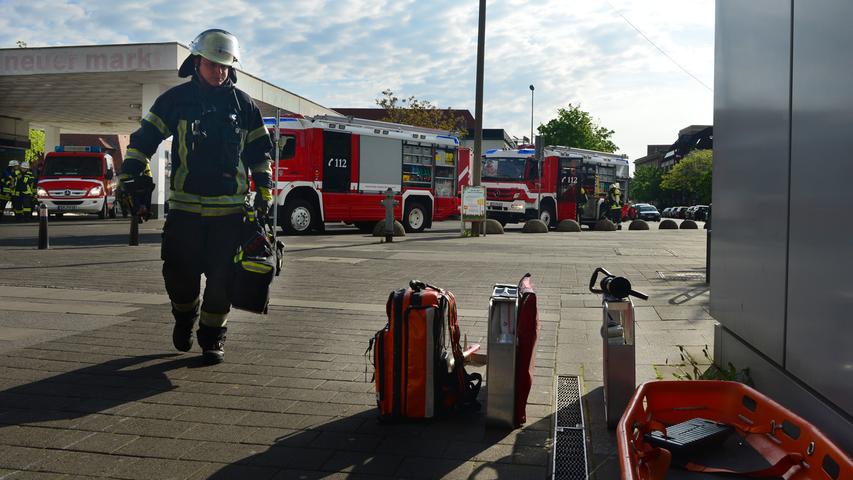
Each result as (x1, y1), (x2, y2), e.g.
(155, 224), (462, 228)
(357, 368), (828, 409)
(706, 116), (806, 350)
(529, 84), (534, 144)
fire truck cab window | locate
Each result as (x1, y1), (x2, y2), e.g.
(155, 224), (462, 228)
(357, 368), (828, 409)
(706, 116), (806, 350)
(43, 156), (103, 177)
(527, 160), (539, 181)
(276, 135), (296, 160)
(483, 157), (525, 181)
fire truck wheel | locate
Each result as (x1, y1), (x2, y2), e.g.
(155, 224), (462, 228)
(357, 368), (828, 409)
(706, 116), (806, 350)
(539, 205), (556, 229)
(98, 201), (107, 219)
(108, 201), (117, 219)
(403, 201), (427, 233)
(282, 199), (315, 235)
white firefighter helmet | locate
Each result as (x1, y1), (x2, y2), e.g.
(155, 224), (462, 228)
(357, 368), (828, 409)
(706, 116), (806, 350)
(190, 29), (240, 67)
(20, 161), (30, 169)
(8, 160), (19, 168)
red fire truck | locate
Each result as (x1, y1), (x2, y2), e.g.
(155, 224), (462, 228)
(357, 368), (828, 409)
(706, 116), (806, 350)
(481, 146), (630, 229)
(265, 115), (467, 234)
(36, 146), (119, 218)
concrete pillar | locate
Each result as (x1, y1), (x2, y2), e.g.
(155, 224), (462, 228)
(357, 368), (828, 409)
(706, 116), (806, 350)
(43, 125), (61, 156)
(141, 83), (168, 218)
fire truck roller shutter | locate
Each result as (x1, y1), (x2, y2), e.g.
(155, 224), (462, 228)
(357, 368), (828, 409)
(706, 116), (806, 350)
(322, 130), (352, 193)
(358, 136), (402, 193)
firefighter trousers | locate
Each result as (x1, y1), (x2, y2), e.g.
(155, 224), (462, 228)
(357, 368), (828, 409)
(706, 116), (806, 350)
(161, 211), (243, 328)
(11, 196), (24, 219)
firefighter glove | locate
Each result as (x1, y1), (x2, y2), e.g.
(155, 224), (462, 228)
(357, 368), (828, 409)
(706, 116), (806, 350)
(119, 174), (155, 222)
(253, 186), (273, 218)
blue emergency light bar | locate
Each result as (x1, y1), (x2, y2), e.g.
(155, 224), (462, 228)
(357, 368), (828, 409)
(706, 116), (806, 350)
(54, 146), (103, 153)
(263, 117), (299, 125)
(517, 149), (535, 154)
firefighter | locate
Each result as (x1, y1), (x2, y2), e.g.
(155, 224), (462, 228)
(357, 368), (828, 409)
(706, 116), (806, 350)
(119, 29), (273, 365)
(10, 161), (26, 222)
(19, 162), (36, 220)
(0, 160), (17, 223)
(576, 184), (588, 223)
(606, 183), (622, 228)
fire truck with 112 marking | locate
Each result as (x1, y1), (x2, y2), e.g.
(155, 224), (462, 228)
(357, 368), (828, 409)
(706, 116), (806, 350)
(265, 115), (469, 234)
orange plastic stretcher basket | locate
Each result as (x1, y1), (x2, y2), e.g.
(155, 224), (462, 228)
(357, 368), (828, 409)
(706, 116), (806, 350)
(617, 381), (852, 480)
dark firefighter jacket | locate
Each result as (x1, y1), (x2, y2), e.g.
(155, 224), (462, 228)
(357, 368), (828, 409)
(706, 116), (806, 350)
(122, 75), (273, 216)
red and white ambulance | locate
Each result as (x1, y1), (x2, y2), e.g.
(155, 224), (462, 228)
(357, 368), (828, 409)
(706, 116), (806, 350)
(37, 146), (119, 218)
(266, 115), (467, 233)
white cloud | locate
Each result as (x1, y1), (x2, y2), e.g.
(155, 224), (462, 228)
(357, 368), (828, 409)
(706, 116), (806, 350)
(2, 0), (714, 161)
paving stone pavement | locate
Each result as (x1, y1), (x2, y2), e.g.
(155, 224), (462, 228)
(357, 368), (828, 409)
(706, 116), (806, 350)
(0, 217), (712, 479)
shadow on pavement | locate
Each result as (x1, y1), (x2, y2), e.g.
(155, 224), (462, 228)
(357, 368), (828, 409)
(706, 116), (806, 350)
(668, 285), (709, 305)
(0, 233), (161, 248)
(582, 386), (621, 479)
(207, 410), (552, 479)
(0, 258), (160, 271)
(0, 354), (198, 426)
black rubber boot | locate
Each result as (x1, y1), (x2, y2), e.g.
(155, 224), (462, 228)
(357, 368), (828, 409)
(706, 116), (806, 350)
(172, 308), (198, 352)
(197, 325), (227, 365)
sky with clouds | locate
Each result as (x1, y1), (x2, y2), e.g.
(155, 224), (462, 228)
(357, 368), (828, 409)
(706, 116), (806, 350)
(2, 0), (714, 163)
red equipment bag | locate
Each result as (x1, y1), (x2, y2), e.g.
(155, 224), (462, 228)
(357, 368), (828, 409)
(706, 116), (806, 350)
(514, 273), (539, 427)
(368, 280), (481, 420)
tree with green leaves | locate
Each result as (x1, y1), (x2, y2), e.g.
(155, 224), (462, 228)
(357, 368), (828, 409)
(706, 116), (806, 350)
(375, 89), (467, 136)
(631, 165), (665, 204)
(661, 149), (712, 204)
(25, 128), (44, 165)
(537, 104), (617, 152)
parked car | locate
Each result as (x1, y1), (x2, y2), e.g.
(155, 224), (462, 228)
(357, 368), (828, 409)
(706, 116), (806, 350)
(692, 205), (709, 221)
(673, 206), (688, 219)
(636, 204), (661, 221)
(685, 206), (698, 220)
(661, 207), (673, 218)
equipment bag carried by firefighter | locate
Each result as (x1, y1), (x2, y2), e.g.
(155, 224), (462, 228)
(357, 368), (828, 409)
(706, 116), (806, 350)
(230, 208), (283, 314)
(366, 281), (482, 421)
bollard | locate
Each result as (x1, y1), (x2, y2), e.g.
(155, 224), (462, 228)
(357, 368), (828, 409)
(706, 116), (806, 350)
(37, 204), (49, 250)
(129, 213), (139, 246)
(380, 188), (398, 243)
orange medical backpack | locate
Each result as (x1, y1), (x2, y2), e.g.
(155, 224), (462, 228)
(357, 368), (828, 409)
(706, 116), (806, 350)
(369, 281), (481, 420)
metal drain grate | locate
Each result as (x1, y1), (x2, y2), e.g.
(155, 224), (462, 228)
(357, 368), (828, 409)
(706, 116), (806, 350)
(553, 375), (588, 479)
(657, 271), (706, 281)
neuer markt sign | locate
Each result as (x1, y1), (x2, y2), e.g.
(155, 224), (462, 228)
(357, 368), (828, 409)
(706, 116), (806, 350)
(0, 44), (180, 75)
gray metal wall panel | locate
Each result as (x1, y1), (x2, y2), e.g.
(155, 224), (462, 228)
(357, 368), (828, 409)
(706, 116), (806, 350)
(787, 0), (853, 413)
(359, 136), (402, 192)
(711, 0), (791, 364)
(719, 329), (853, 454)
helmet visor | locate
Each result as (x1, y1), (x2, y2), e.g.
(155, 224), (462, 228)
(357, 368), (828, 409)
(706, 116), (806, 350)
(191, 29), (240, 67)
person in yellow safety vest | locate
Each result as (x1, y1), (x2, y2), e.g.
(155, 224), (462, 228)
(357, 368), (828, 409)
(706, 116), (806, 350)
(576, 185), (588, 223)
(10, 161), (27, 222)
(18, 162), (36, 220)
(607, 183), (622, 229)
(0, 160), (18, 223)
(120, 29), (273, 365)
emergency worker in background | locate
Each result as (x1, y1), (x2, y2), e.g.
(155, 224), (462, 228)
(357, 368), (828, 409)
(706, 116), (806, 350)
(576, 182), (588, 223)
(606, 183), (622, 228)
(10, 161), (25, 221)
(0, 160), (17, 223)
(120, 29), (273, 365)
(19, 162), (36, 220)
